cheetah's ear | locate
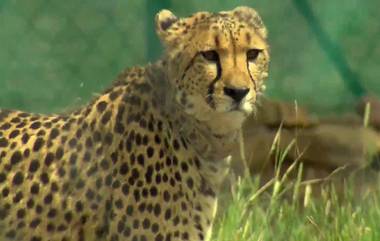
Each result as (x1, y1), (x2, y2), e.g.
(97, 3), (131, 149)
(233, 6), (267, 39)
(155, 9), (180, 46)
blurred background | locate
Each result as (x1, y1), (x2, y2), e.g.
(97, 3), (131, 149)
(0, 0), (379, 115)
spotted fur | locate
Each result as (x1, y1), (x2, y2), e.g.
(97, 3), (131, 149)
(0, 6), (269, 241)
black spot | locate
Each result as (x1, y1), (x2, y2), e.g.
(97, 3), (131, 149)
(26, 199), (35, 209)
(44, 193), (53, 204)
(137, 154), (145, 166)
(68, 138), (77, 148)
(20, 133), (29, 144)
(164, 209), (172, 220)
(85, 137), (93, 148)
(186, 178), (194, 189)
(50, 182), (59, 192)
(150, 186), (158, 197)
(10, 151), (22, 165)
(30, 218), (41, 228)
(12, 171), (24, 185)
(46, 223), (55, 232)
(36, 204), (44, 214)
(44, 152), (54, 166)
(155, 233), (164, 241)
(105, 174), (113, 186)
(86, 164), (98, 177)
(30, 121), (41, 129)
(33, 138), (45, 152)
(165, 157), (172, 166)
(115, 199), (123, 209)
(114, 122), (125, 134)
(101, 111), (112, 124)
(64, 211), (73, 223)
(153, 204), (161, 217)
(133, 219), (140, 229)
(23, 149), (30, 157)
(49, 128), (60, 140)
(100, 159), (110, 170)
(55, 147), (64, 160)
(43, 122), (52, 128)
(147, 147), (154, 158)
(163, 191), (170, 202)
(126, 205), (134, 216)
(40, 172), (49, 185)
(58, 167), (66, 177)
(182, 232), (189, 240)
(75, 201), (83, 212)
(145, 166), (153, 183)
(29, 160), (40, 173)
(174, 172), (182, 181)
(17, 208), (26, 219)
(154, 135), (161, 144)
(151, 223), (159, 233)
(97, 101), (108, 112)
(83, 151), (92, 162)
(10, 117), (20, 123)
(119, 163), (129, 175)
(0, 123), (11, 130)
(9, 129), (20, 139)
(110, 177), (120, 188)
(31, 236), (42, 241)
(109, 89), (122, 100)
(13, 191), (23, 203)
(2, 187), (10, 197)
(47, 208), (57, 218)
(133, 189), (140, 202)
(85, 189), (95, 200)
(37, 129), (46, 136)
(0, 138), (8, 147)
(69, 153), (78, 165)
(173, 139), (180, 150)
(117, 220), (125, 233)
(135, 133), (142, 145)
(142, 218), (151, 229)
(181, 162), (189, 172)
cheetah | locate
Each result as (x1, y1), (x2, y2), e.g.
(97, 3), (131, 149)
(0, 6), (269, 241)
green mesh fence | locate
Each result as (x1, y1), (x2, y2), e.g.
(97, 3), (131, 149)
(0, 0), (379, 114)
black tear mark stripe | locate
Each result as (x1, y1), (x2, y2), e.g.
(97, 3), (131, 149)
(206, 54), (222, 107)
(180, 54), (198, 82)
(179, 52), (222, 108)
(246, 60), (257, 91)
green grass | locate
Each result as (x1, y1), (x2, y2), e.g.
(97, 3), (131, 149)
(213, 109), (380, 241)
(212, 175), (380, 241)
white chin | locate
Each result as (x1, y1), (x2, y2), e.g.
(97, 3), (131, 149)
(241, 102), (253, 114)
(206, 111), (248, 135)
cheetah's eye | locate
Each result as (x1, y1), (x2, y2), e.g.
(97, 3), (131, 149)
(247, 49), (261, 62)
(201, 50), (219, 62)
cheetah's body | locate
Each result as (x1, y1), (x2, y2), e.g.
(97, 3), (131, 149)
(0, 7), (269, 241)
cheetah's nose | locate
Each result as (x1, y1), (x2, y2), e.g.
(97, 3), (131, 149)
(223, 87), (249, 103)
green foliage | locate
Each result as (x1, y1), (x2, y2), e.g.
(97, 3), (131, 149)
(0, 0), (379, 114)
(213, 176), (380, 241)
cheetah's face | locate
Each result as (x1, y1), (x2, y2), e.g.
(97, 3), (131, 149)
(156, 6), (269, 125)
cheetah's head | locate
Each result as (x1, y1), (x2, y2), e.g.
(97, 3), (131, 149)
(156, 7), (269, 134)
